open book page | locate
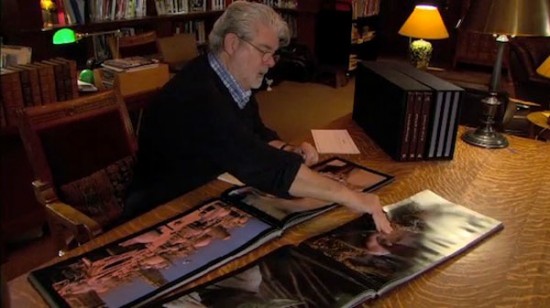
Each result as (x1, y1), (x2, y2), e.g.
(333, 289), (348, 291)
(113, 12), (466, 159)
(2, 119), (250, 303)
(222, 157), (394, 228)
(159, 246), (376, 308)
(302, 189), (504, 296)
(158, 190), (503, 308)
(28, 199), (280, 308)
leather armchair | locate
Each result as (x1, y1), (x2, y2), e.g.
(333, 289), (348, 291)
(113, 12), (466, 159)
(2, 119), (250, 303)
(509, 37), (550, 109)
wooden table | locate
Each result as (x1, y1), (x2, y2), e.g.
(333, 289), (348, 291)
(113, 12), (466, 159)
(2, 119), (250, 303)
(8, 114), (550, 307)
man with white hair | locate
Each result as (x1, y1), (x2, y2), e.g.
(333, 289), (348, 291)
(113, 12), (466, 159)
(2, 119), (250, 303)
(124, 1), (392, 234)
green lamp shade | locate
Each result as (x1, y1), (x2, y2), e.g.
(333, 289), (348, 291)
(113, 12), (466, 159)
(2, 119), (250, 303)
(53, 28), (77, 45)
(79, 69), (94, 84)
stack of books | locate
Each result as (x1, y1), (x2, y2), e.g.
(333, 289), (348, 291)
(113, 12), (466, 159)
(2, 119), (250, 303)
(353, 61), (464, 161)
(98, 56), (161, 89)
(0, 58), (78, 128)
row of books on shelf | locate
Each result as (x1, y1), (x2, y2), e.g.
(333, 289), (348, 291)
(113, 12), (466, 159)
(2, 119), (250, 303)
(155, 0), (209, 15)
(45, 0), (301, 28)
(48, 0), (148, 26)
(353, 61), (464, 161)
(89, 0), (148, 22)
(174, 20), (207, 44)
(352, 0), (381, 19)
(27, 156), (503, 307)
(0, 58), (78, 128)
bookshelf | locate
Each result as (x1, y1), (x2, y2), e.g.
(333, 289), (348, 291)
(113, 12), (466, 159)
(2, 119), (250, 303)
(315, 0), (381, 86)
(0, 0), (317, 64)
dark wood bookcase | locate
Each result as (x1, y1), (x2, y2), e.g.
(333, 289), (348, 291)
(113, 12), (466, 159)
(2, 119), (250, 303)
(0, 0), (318, 64)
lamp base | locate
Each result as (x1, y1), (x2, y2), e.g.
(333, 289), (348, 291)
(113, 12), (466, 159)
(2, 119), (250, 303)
(462, 127), (509, 149)
(409, 39), (432, 70)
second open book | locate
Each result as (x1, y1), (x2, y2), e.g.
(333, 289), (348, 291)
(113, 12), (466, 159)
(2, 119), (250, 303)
(28, 157), (394, 307)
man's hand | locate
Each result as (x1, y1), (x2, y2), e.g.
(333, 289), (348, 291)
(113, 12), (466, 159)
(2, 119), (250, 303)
(345, 192), (393, 234)
(293, 142), (319, 166)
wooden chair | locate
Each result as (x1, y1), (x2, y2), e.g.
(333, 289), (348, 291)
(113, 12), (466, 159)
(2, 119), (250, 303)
(16, 90), (137, 254)
(110, 31), (159, 59)
(156, 33), (199, 72)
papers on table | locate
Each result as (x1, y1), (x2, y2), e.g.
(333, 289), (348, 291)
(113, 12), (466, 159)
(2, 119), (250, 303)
(311, 129), (360, 154)
(217, 172), (245, 186)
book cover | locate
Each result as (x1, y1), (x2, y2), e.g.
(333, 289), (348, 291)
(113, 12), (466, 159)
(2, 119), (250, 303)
(160, 190), (503, 307)
(28, 157), (393, 307)
(353, 61), (432, 161)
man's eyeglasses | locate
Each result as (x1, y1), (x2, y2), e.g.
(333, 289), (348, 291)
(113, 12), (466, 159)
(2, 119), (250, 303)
(239, 37), (280, 63)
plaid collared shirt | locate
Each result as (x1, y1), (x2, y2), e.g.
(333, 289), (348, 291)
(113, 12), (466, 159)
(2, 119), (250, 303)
(208, 52), (251, 109)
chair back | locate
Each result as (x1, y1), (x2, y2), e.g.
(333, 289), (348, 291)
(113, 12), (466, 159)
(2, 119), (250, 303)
(17, 90), (137, 247)
(112, 31), (158, 59)
(156, 33), (199, 71)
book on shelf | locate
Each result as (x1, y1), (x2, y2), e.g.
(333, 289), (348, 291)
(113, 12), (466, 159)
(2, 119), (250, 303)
(13, 64), (43, 106)
(353, 61), (432, 161)
(101, 56), (160, 73)
(29, 62), (58, 104)
(42, 60), (68, 101)
(159, 189), (503, 308)
(28, 157), (394, 308)
(0, 68), (24, 126)
(6, 65), (34, 108)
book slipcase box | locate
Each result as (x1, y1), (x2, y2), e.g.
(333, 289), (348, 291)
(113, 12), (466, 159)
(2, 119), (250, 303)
(94, 63), (170, 96)
(353, 61), (464, 161)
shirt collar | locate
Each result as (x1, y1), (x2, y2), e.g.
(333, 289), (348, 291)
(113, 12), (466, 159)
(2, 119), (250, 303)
(208, 52), (251, 109)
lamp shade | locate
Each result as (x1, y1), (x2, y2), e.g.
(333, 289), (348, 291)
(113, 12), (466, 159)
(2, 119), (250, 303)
(536, 56), (550, 78)
(398, 5), (449, 40)
(52, 28), (78, 45)
(461, 0), (550, 36)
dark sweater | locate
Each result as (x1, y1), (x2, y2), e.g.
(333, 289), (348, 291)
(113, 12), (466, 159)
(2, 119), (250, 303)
(123, 55), (302, 218)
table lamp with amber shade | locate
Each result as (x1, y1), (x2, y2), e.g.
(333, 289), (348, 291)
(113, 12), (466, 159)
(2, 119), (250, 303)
(398, 4), (449, 69)
(460, 0), (550, 149)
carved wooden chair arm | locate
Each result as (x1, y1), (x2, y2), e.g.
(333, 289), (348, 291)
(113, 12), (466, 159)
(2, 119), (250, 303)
(32, 180), (103, 249)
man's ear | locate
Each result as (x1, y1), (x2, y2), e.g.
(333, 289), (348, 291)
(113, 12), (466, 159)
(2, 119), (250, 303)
(223, 33), (240, 56)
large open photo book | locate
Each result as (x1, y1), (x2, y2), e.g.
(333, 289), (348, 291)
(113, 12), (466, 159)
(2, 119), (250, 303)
(160, 190), (504, 308)
(28, 157), (393, 308)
